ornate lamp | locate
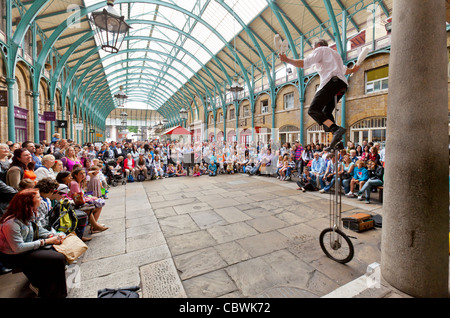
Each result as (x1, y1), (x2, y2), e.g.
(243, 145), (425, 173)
(179, 107), (188, 120)
(228, 76), (243, 102)
(114, 86), (127, 107)
(90, 0), (131, 53)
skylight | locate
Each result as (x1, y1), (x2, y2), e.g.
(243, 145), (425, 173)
(83, 0), (267, 110)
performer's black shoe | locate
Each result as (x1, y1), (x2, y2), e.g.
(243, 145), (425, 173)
(329, 127), (346, 149)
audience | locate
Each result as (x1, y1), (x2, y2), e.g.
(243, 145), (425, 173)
(0, 136), (388, 298)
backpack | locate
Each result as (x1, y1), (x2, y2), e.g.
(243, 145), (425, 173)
(49, 199), (78, 234)
(137, 171), (145, 182)
(127, 174), (134, 183)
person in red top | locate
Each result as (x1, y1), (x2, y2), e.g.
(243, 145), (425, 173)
(123, 153), (136, 179)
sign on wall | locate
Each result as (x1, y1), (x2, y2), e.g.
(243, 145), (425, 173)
(0, 91), (7, 107)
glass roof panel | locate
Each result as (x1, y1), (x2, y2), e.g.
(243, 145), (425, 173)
(84, 0), (266, 111)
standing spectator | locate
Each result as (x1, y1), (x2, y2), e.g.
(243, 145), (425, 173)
(294, 141), (303, 177)
(0, 188), (67, 298)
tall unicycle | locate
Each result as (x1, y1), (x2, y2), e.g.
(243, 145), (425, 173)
(319, 121), (354, 263)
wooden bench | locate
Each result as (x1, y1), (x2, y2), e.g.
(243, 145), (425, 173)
(377, 186), (384, 203)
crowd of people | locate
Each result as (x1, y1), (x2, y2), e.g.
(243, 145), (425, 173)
(0, 132), (385, 298)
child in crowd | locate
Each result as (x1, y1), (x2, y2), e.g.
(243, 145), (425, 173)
(208, 161), (217, 176)
(176, 163), (187, 176)
(200, 163), (208, 175)
(346, 160), (369, 198)
(87, 166), (103, 198)
(276, 155), (284, 179)
(18, 178), (35, 191)
(193, 164), (201, 177)
(161, 152), (168, 174)
(154, 155), (165, 179)
(167, 163), (176, 177)
(279, 159), (290, 181)
(286, 155), (296, 180)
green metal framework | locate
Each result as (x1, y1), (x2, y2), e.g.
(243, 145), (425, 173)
(0, 0), (392, 143)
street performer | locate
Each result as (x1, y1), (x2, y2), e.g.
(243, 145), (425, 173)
(279, 38), (360, 149)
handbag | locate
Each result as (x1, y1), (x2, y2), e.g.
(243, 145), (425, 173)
(342, 171), (351, 180)
(97, 286), (140, 298)
(72, 192), (85, 207)
(53, 232), (88, 264)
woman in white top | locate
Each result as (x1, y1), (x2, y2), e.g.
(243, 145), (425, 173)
(34, 155), (56, 182)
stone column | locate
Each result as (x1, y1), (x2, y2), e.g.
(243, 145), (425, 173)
(381, 0), (448, 297)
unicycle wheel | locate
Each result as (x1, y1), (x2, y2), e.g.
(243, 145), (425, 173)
(319, 228), (354, 264)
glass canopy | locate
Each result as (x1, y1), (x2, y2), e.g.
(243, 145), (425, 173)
(84, 0), (268, 111)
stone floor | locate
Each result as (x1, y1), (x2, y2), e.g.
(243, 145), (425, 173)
(0, 173), (421, 298)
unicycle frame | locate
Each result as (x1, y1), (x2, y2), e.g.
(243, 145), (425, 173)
(319, 95), (354, 264)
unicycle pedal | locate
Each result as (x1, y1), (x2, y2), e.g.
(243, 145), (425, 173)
(334, 141), (344, 150)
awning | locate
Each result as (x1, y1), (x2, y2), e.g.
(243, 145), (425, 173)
(161, 125), (192, 135)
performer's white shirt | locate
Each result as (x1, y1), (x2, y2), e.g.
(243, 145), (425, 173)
(303, 46), (348, 92)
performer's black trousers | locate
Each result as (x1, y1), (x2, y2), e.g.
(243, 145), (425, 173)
(308, 76), (347, 129)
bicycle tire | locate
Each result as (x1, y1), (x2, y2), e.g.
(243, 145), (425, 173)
(319, 228), (354, 264)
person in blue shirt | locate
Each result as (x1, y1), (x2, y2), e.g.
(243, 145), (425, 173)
(309, 152), (326, 187)
(346, 160), (369, 197)
(208, 160), (217, 176)
(22, 141), (42, 170)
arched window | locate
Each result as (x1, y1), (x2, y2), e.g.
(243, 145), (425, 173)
(350, 117), (387, 146)
(279, 125), (299, 145)
(307, 123), (328, 145)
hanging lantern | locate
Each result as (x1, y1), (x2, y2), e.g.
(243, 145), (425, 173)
(228, 76), (243, 102)
(114, 86), (127, 107)
(90, 0), (131, 53)
(179, 107), (188, 120)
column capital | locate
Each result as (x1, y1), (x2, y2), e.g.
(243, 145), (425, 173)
(5, 77), (16, 86)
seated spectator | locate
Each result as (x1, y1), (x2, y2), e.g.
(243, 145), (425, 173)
(0, 165), (17, 217)
(135, 154), (148, 180)
(6, 148), (36, 190)
(347, 160), (369, 198)
(19, 178), (35, 191)
(319, 154), (337, 193)
(357, 160), (384, 204)
(35, 155), (56, 182)
(192, 164), (201, 177)
(60, 146), (81, 172)
(166, 163), (176, 177)
(153, 155), (164, 179)
(176, 162), (187, 176)
(123, 153), (136, 179)
(368, 146), (381, 167)
(0, 143), (11, 180)
(309, 152), (326, 188)
(296, 167), (318, 192)
(208, 161), (217, 176)
(0, 188), (67, 298)
(276, 155), (284, 179)
(52, 158), (64, 174)
(22, 141), (42, 170)
(59, 169), (108, 234)
(338, 154), (355, 195)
